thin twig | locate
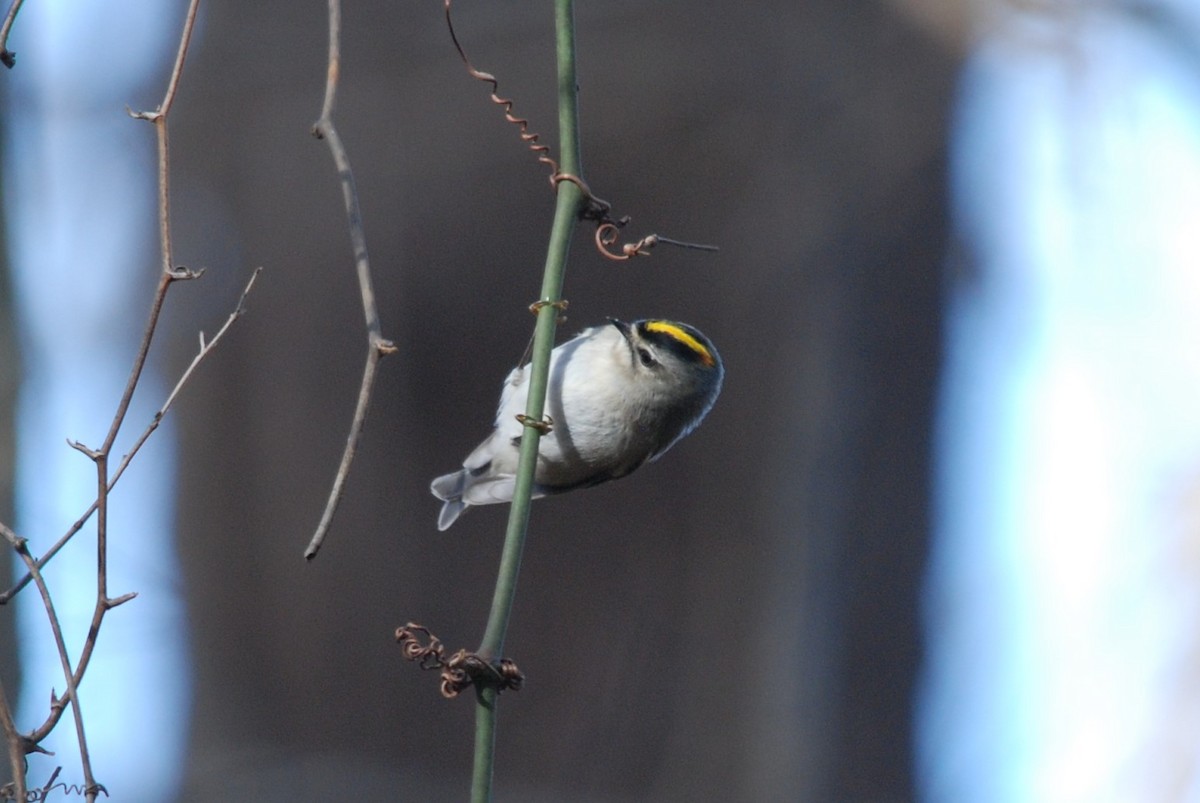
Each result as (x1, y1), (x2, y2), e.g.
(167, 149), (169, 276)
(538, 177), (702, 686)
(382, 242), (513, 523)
(0, 4), (202, 799)
(0, 0), (24, 68)
(75, 9), (205, 728)
(304, 0), (397, 560)
(0, 0), (207, 608)
(0, 524), (98, 799)
(60, 270), (259, 696)
(2, 271), (259, 731)
(37, 767), (63, 800)
(162, 267), (262, 413)
(304, 348), (388, 561)
(119, 0), (204, 457)
(0, 675), (28, 802)
(0, 268), (260, 604)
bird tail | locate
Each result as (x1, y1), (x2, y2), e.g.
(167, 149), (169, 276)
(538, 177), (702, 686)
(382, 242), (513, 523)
(430, 469), (469, 531)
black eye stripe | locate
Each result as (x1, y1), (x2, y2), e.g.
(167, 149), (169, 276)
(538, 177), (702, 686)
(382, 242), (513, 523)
(636, 321), (715, 366)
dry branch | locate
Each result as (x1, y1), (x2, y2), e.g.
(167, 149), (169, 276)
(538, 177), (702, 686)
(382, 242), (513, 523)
(0, 0), (24, 68)
(1, 268), (260, 603)
(304, 0), (397, 560)
(0, 2), (258, 799)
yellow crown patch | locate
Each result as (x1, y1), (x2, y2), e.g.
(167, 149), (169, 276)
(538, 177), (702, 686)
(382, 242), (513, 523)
(644, 321), (715, 367)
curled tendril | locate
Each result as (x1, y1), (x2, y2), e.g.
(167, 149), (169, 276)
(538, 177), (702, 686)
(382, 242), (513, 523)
(528, 298), (569, 324)
(516, 413), (553, 434)
(596, 224), (720, 261)
(443, 1), (719, 261)
(396, 623), (445, 669)
(444, 0), (558, 182)
(396, 622), (524, 700)
(596, 224), (653, 261)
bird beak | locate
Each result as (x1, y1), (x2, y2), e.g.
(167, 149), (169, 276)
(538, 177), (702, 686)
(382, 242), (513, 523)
(608, 318), (633, 343)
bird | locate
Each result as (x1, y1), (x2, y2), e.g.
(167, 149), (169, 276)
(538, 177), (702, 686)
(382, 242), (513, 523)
(430, 318), (723, 530)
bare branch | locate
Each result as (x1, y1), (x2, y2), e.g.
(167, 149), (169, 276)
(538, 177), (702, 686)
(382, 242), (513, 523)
(0, 524), (97, 796)
(158, 266), (261, 414)
(66, 440), (101, 460)
(111, 0), (201, 458)
(106, 592), (137, 609)
(0, 5), (206, 798)
(0, 0), (210, 603)
(0, 0), (24, 68)
(36, 768), (63, 800)
(304, 0), (397, 560)
(0, 675), (28, 802)
(304, 338), (394, 560)
(1, 266), (263, 604)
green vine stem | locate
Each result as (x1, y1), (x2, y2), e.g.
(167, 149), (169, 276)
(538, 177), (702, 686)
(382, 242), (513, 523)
(471, 1), (583, 800)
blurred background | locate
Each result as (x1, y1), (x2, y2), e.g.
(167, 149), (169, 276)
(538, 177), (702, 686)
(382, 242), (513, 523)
(2, 0), (1199, 800)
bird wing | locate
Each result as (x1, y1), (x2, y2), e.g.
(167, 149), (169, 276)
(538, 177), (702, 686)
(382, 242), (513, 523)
(495, 364), (528, 421)
(461, 364), (529, 475)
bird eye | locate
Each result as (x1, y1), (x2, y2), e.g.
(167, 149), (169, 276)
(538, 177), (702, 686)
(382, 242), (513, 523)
(637, 347), (657, 367)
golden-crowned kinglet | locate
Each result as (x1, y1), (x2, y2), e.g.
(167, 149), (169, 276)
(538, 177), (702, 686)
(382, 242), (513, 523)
(430, 318), (723, 530)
